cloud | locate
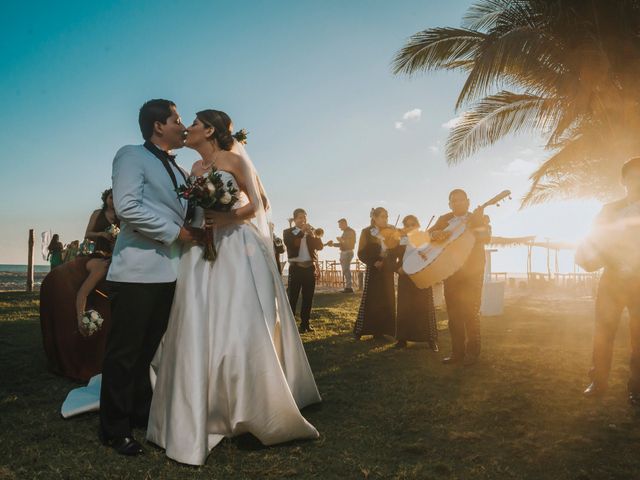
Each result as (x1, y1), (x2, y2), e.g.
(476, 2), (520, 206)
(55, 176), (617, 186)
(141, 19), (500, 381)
(429, 145), (439, 153)
(518, 148), (534, 156)
(492, 158), (538, 177)
(394, 108), (422, 130)
(441, 116), (462, 129)
(402, 108), (422, 121)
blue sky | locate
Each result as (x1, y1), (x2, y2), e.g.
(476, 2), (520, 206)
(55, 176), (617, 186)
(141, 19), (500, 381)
(0, 0), (602, 271)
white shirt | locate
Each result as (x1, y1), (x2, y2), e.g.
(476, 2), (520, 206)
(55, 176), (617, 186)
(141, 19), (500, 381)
(290, 236), (312, 263)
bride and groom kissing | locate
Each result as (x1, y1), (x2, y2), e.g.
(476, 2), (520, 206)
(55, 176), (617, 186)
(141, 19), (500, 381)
(99, 99), (321, 465)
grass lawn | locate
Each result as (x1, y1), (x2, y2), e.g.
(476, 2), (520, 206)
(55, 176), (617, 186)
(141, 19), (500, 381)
(1, 290), (640, 479)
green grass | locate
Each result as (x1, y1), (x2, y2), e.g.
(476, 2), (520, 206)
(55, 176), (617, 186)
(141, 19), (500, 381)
(1, 291), (640, 479)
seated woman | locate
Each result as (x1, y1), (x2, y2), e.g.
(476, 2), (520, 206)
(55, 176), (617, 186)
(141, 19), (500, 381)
(39, 189), (119, 382)
(75, 189), (119, 332)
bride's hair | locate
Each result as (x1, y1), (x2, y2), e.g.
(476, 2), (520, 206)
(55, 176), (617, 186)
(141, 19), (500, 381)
(196, 109), (235, 151)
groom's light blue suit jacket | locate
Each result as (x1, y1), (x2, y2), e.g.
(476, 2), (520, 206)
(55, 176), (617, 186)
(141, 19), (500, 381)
(107, 144), (188, 283)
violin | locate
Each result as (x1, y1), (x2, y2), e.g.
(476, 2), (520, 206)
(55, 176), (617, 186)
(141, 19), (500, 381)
(378, 225), (411, 249)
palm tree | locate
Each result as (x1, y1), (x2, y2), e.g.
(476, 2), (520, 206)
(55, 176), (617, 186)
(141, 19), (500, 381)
(393, 0), (640, 206)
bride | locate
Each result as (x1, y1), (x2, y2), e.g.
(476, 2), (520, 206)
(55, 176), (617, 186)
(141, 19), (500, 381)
(146, 109), (321, 466)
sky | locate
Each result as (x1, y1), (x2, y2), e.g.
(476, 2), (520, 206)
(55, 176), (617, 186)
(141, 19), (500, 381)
(0, 0), (605, 272)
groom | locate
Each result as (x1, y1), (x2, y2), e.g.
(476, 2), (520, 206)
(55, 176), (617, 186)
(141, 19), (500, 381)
(99, 99), (201, 455)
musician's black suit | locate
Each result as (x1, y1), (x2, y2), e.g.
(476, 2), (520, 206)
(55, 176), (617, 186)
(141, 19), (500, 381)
(430, 211), (491, 360)
(585, 198), (640, 394)
(283, 227), (324, 330)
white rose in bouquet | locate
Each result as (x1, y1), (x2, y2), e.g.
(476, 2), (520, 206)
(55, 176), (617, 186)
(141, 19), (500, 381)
(80, 309), (105, 337)
(220, 192), (232, 205)
(206, 181), (216, 194)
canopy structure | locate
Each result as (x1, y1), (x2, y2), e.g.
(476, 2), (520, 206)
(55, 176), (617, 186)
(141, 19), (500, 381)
(488, 236), (578, 279)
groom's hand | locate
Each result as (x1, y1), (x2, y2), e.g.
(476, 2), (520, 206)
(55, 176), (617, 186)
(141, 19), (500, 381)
(204, 210), (235, 227)
(178, 226), (204, 244)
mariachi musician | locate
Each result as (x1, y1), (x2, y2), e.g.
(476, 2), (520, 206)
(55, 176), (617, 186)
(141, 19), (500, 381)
(353, 207), (396, 340)
(429, 189), (491, 366)
(283, 208), (324, 333)
(578, 157), (640, 405)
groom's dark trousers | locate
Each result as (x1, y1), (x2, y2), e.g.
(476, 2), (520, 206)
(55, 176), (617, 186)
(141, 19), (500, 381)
(99, 281), (175, 439)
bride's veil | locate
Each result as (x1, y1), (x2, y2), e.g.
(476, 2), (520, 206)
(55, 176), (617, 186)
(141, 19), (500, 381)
(231, 140), (276, 260)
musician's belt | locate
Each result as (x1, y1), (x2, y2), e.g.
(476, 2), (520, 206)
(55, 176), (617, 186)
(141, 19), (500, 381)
(291, 261), (314, 268)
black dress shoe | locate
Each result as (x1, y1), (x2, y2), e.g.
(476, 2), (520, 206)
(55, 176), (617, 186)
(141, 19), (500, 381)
(428, 341), (439, 353)
(583, 382), (606, 398)
(441, 356), (462, 365)
(394, 340), (407, 349)
(629, 391), (640, 406)
(341, 288), (354, 293)
(299, 324), (314, 333)
(101, 434), (144, 456)
(373, 334), (386, 341)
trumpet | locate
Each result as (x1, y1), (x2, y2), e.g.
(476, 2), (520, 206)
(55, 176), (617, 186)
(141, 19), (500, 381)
(302, 223), (324, 237)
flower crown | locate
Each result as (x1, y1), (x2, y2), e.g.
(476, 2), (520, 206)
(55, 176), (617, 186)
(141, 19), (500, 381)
(232, 128), (249, 144)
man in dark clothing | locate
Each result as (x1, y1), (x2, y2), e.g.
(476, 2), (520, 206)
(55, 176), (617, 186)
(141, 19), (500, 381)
(578, 157), (640, 405)
(429, 189), (491, 366)
(327, 218), (357, 293)
(283, 208), (324, 332)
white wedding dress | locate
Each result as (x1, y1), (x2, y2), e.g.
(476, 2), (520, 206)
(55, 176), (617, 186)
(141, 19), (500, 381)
(146, 170), (321, 466)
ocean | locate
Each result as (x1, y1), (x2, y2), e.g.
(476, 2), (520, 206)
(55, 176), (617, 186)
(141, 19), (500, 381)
(0, 264), (50, 291)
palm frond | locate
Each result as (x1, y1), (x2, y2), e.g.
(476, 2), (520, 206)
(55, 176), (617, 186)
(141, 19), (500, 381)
(445, 91), (559, 164)
(455, 27), (561, 108)
(392, 28), (486, 75)
(463, 0), (534, 32)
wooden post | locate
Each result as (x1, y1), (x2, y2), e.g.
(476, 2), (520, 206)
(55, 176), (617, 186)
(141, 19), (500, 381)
(27, 229), (35, 292)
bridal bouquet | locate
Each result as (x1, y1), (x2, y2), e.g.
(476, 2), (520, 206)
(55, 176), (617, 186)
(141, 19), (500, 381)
(176, 168), (239, 261)
(80, 309), (104, 337)
(106, 223), (120, 239)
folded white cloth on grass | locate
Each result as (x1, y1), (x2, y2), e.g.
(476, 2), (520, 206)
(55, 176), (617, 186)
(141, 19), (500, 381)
(61, 374), (101, 418)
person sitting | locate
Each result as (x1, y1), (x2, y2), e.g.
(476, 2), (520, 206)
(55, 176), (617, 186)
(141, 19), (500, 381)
(75, 189), (119, 332)
(39, 189), (118, 381)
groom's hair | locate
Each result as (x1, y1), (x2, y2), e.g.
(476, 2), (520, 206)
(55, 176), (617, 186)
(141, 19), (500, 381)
(139, 99), (176, 140)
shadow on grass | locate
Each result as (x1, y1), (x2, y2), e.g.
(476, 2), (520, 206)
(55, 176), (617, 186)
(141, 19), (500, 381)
(2, 292), (640, 479)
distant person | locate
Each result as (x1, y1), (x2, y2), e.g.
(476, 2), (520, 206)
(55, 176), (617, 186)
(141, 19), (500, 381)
(430, 189), (491, 366)
(75, 188), (119, 331)
(327, 218), (357, 293)
(47, 234), (63, 269)
(394, 215), (438, 351)
(577, 157), (640, 405)
(354, 207), (396, 340)
(62, 240), (80, 263)
(270, 222), (286, 274)
(283, 208), (324, 332)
